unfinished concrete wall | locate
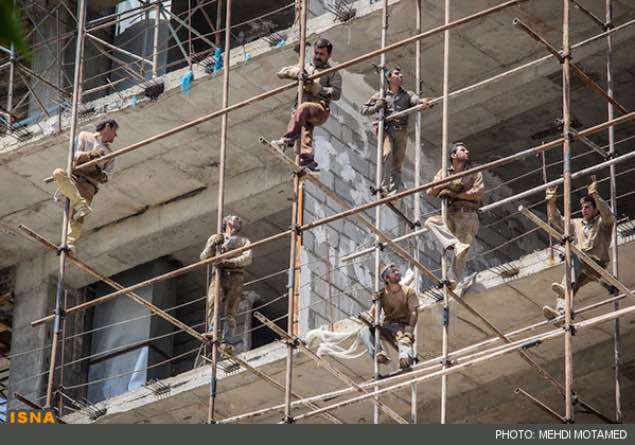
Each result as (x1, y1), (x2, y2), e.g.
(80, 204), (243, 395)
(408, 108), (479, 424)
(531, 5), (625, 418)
(7, 255), (53, 410)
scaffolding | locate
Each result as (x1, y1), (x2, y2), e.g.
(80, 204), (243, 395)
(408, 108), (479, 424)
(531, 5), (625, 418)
(2, 0), (635, 423)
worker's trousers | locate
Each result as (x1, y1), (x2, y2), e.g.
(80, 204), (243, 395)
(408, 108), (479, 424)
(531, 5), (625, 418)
(424, 210), (479, 283)
(52, 168), (97, 247)
(283, 102), (330, 160)
(361, 321), (415, 363)
(382, 127), (408, 193)
(207, 269), (244, 342)
(563, 254), (610, 297)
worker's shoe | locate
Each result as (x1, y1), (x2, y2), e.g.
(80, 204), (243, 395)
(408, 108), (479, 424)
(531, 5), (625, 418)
(299, 155), (320, 172)
(271, 138), (293, 153)
(543, 298), (565, 324)
(551, 282), (565, 298)
(72, 202), (92, 221)
(398, 357), (412, 370)
(376, 351), (390, 365)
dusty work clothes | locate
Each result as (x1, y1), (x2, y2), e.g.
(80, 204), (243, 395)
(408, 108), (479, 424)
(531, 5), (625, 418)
(550, 194), (615, 296)
(362, 284), (419, 362)
(425, 167), (484, 283)
(277, 62), (342, 159)
(52, 132), (114, 246)
(361, 88), (420, 192)
(200, 234), (253, 340)
(361, 321), (416, 364)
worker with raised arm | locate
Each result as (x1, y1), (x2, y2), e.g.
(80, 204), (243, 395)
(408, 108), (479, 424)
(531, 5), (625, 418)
(361, 264), (419, 370)
(543, 175), (615, 321)
(425, 142), (484, 289)
(200, 215), (253, 351)
(361, 67), (430, 195)
(271, 38), (342, 172)
(52, 118), (119, 252)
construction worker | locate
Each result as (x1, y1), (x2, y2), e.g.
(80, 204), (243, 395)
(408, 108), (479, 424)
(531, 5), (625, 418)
(52, 118), (119, 251)
(361, 264), (419, 370)
(425, 142), (484, 289)
(200, 215), (253, 350)
(361, 67), (429, 194)
(543, 176), (615, 320)
(271, 38), (342, 172)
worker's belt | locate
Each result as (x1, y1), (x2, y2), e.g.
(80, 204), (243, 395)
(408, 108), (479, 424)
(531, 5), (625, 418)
(74, 174), (100, 191)
(385, 124), (407, 131)
(218, 269), (244, 277)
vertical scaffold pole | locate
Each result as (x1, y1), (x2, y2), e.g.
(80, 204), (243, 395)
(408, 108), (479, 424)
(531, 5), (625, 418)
(152, 2), (160, 78)
(208, 0), (232, 424)
(605, 0), (622, 424)
(440, 0), (451, 425)
(411, 0), (423, 425)
(372, 0), (389, 425)
(283, 0), (307, 424)
(561, 0), (575, 423)
(46, 0), (87, 409)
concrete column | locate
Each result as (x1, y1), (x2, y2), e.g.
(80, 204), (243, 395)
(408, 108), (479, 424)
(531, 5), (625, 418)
(7, 255), (54, 410)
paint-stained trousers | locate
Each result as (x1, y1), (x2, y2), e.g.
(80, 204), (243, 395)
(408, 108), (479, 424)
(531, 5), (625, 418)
(425, 210), (479, 283)
(283, 102), (330, 160)
(52, 168), (97, 247)
(207, 270), (244, 341)
(382, 128), (408, 192)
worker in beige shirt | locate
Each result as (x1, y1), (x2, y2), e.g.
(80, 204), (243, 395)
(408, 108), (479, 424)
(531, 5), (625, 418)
(361, 67), (429, 195)
(52, 118), (118, 251)
(271, 38), (342, 172)
(543, 176), (615, 321)
(200, 215), (253, 351)
(361, 264), (419, 370)
(425, 142), (484, 288)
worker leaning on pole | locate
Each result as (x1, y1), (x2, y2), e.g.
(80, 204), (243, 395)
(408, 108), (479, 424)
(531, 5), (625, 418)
(425, 142), (484, 289)
(543, 175), (616, 322)
(361, 263), (419, 370)
(200, 215), (253, 352)
(360, 66), (430, 195)
(52, 118), (119, 252)
(271, 38), (342, 172)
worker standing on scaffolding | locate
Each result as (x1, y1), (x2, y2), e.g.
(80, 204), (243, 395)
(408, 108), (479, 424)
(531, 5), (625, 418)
(52, 118), (119, 252)
(271, 38), (342, 172)
(361, 67), (429, 195)
(200, 215), (253, 352)
(425, 142), (484, 289)
(361, 264), (419, 370)
(543, 176), (615, 321)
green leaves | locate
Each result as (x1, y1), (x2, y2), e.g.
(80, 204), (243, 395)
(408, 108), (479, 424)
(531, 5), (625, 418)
(0, 0), (29, 60)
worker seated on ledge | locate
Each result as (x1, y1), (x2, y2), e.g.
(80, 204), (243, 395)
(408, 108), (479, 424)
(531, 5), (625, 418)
(543, 175), (616, 322)
(270, 38), (342, 172)
(52, 118), (119, 253)
(424, 142), (484, 290)
(200, 215), (253, 353)
(361, 263), (419, 370)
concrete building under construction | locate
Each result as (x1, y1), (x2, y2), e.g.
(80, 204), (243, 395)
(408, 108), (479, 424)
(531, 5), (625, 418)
(1, 0), (635, 424)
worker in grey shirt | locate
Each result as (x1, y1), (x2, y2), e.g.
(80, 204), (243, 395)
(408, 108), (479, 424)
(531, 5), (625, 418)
(52, 118), (118, 251)
(361, 67), (429, 194)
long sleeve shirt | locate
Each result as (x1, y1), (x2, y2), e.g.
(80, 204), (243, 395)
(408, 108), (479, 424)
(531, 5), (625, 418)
(74, 131), (115, 177)
(277, 62), (342, 108)
(549, 194), (615, 263)
(361, 87), (420, 128)
(200, 233), (253, 270)
(428, 166), (484, 211)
